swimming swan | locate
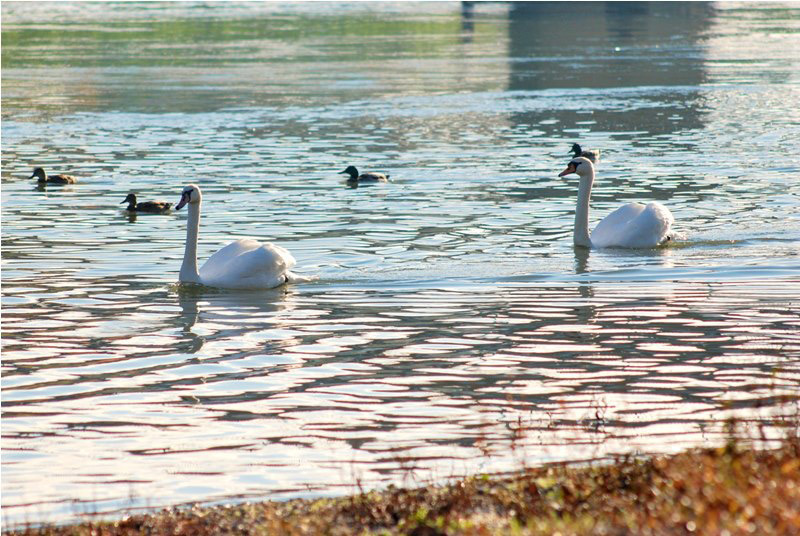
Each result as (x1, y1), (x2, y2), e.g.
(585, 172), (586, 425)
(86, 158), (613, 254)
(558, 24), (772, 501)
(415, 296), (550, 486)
(175, 184), (297, 289)
(558, 157), (676, 248)
(340, 165), (390, 183)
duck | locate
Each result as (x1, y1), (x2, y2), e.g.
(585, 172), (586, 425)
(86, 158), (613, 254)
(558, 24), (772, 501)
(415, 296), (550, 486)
(570, 143), (600, 164)
(121, 193), (172, 213)
(339, 165), (390, 183)
(29, 167), (77, 184)
(558, 157), (676, 248)
(175, 184), (298, 289)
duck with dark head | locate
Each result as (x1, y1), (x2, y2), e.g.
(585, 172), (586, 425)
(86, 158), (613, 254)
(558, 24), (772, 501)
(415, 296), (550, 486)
(339, 165), (390, 184)
(121, 193), (172, 213)
(569, 143), (600, 164)
(29, 167), (77, 184)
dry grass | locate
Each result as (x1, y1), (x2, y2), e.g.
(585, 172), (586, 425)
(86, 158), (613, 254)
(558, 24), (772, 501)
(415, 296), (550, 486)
(8, 431), (800, 536)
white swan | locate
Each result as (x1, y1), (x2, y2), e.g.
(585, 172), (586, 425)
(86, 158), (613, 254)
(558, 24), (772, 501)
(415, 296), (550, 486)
(558, 157), (676, 248)
(175, 184), (297, 289)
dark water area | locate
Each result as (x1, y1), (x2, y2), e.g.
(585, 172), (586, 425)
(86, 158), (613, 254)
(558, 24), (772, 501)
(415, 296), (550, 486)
(2, 1), (799, 526)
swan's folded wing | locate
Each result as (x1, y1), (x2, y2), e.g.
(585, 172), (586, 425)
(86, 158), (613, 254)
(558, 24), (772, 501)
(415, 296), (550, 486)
(200, 238), (296, 289)
(199, 239), (259, 281)
(592, 202), (674, 248)
(590, 202), (645, 247)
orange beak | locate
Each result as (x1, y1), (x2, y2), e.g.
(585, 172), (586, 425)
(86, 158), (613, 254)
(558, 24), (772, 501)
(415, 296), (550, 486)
(558, 163), (576, 177)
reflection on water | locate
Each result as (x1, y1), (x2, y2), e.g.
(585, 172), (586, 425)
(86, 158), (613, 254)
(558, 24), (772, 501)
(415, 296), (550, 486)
(2, 1), (799, 526)
(508, 3), (712, 143)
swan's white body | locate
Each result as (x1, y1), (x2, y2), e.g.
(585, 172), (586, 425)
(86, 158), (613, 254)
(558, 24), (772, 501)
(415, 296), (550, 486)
(559, 157), (675, 249)
(177, 184), (296, 289)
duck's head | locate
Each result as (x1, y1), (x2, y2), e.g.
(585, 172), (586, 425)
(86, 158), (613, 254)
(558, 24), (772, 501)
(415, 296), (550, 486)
(558, 157), (593, 178)
(121, 193), (137, 205)
(176, 184), (202, 210)
(29, 167), (47, 181)
(569, 143), (583, 157)
(339, 166), (359, 180)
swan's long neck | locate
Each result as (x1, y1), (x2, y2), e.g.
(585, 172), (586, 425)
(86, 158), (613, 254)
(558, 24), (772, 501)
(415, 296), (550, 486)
(574, 170), (594, 248)
(180, 201), (202, 284)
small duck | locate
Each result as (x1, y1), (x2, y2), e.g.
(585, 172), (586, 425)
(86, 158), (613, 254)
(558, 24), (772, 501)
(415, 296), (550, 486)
(121, 193), (172, 213)
(339, 165), (390, 183)
(570, 143), (600, 164)
(30, 167), (77, 184)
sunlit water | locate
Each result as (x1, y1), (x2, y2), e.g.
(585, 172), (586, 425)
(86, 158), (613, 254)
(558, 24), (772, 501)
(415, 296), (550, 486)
(2, 1), (799, 527)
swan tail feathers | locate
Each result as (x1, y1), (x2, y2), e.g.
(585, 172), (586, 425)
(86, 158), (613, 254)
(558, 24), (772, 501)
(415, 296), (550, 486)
(284, 271), (314, 284)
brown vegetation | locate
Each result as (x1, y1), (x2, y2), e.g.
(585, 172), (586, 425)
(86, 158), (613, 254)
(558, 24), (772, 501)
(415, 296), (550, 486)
(9, 431), (800, 536)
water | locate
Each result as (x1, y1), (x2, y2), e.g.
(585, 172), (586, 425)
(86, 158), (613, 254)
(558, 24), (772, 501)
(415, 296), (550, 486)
(2, 1), (799, 527)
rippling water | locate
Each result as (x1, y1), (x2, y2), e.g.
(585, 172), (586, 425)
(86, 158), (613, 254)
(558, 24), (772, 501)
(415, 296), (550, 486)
(2, 1), (799, 526)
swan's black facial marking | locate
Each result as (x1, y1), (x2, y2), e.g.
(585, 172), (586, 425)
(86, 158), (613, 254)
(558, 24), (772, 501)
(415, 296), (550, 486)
(558, 161), (578, 177)
(176, 188), (194, 210)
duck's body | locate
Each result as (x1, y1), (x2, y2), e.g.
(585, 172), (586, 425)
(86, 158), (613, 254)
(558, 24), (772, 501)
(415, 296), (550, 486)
(121, 193), (172, 213)
(340, 165), (389, 183)
(175, 184), (297, 289)
(30, 167), (77, 184)
(570, 143), (600, 164)
(558, 157), (676, 249)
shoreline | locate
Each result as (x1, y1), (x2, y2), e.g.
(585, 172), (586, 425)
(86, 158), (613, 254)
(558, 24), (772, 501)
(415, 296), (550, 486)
(8, 432), (800, 535)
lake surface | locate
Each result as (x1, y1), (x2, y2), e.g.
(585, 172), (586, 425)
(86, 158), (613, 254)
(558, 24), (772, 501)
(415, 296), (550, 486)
(2, 1), (799, 526)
